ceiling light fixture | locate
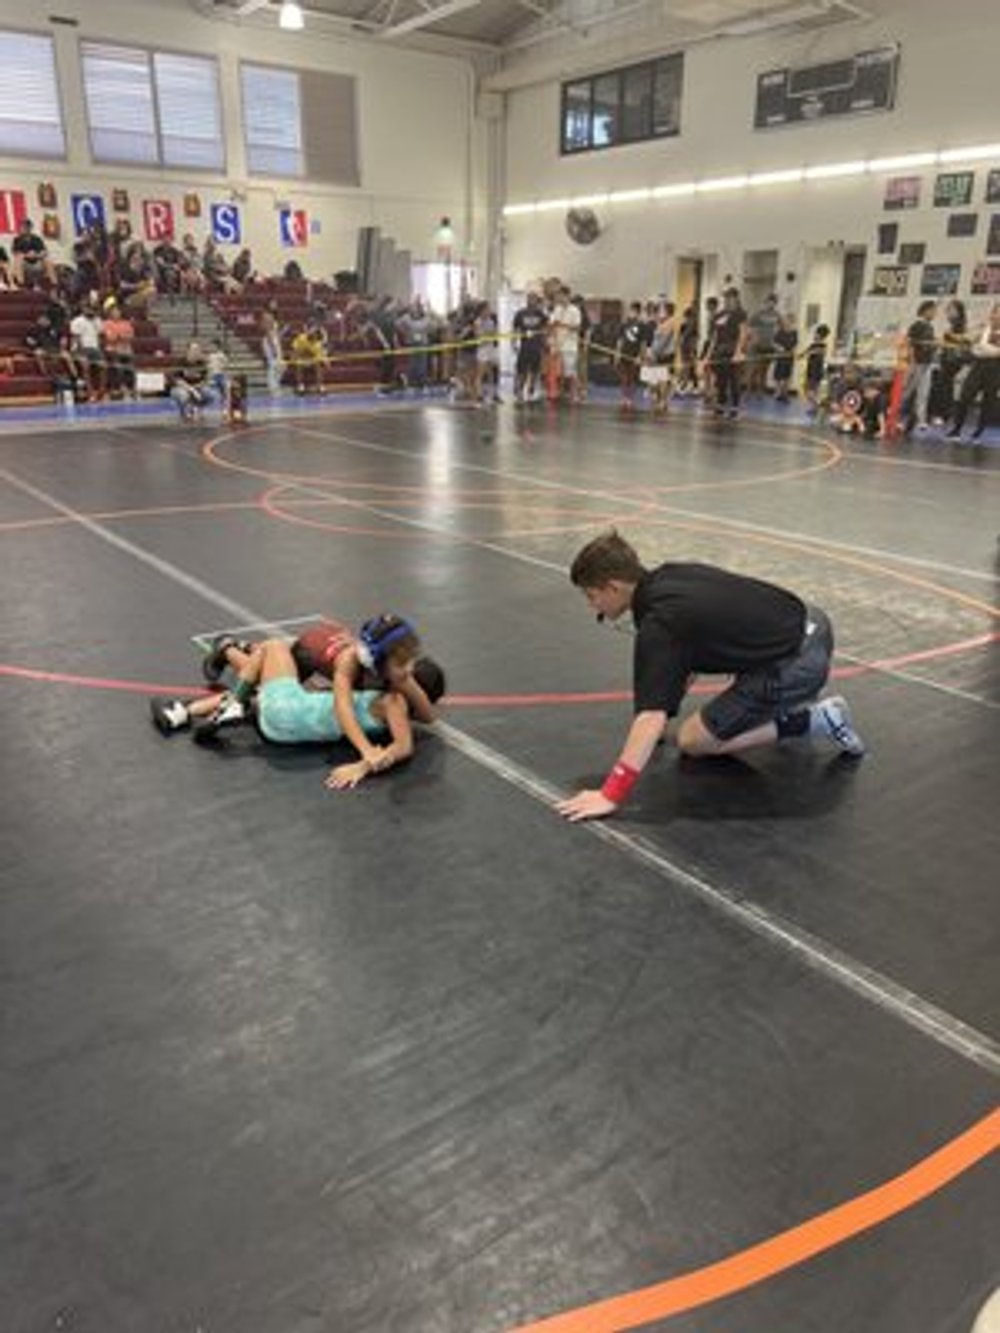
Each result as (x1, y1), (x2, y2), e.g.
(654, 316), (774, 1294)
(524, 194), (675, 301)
(279, 1), (305, 31)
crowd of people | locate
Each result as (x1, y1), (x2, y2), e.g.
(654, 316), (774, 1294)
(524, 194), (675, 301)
(2, 213), (997, 436)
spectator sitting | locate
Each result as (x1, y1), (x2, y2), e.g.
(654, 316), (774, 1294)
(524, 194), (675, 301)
(24, 300), (75, 394)
(231, 247), (255, 289)
(153, 238), (184, 297)
(290, 322), (327, 395)
(118, 242), (156, 315)
(12, 219), (56, 289)
(101, 297), (137, 399)
(71, 228), (103, 302)
(180, 234), (205, 294)
(170, 340), (214, 420)
(69, 300), (105, 401)
(203, 238), (239, 295)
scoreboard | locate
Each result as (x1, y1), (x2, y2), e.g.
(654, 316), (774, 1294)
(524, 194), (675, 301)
(755, 45), (899, 129)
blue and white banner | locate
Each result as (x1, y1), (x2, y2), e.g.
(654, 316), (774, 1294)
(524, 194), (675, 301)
(210, 202), (242, 246)
(71, 194), (105, 236)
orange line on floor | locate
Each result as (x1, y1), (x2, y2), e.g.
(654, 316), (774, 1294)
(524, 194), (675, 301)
(509, 1108), (1000, 1333)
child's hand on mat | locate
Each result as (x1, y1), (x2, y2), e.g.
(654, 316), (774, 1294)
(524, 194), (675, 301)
(327, 760), (370, 790)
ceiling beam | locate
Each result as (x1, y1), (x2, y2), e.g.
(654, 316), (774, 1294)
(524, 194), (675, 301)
(376, 0), (484, 39)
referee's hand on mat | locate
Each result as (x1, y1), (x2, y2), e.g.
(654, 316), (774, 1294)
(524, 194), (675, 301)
(555, 789), (617, 822)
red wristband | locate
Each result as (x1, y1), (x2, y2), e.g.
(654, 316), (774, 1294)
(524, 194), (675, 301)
(601, 761), (639, 805)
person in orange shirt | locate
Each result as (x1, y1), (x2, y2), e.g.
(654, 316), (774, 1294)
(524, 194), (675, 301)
(101, 298), (136, 400)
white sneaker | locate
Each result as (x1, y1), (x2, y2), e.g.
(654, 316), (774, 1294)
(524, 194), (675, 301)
(810, 696), (866, 757)
(191, 692), (247, 742)
(150, 697), (190, 735)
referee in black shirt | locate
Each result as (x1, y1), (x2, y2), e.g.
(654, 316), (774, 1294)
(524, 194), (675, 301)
(556, 531), (865, 822)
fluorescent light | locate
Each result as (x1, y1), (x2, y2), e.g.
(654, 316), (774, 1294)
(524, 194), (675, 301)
(804, 160), (867, 179)
(938, 143), (1000, 163)
(748, 168), (804, 186)
(500, 140), (997, 215)
(652, 182), (696, 198)
(279, 0), (304, 29)
(867, 152), (937, 172)
(696, 175), (749, 192)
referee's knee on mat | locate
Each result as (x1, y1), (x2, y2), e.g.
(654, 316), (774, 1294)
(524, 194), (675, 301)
(676, 713), (722, 757)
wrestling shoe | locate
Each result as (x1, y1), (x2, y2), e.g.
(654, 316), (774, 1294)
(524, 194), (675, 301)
(191, 693), (248, 742)
(202, 634), (251, 684)
(150, 697), (191, 735)
(809, 695), (866, 757)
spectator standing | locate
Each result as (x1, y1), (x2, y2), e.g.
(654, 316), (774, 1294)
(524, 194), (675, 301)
(644, 303), (678, 416)
(475, 302), (501, 403)
(259, 300), (284, 396)
(677, 305), (700, 395)
(746, 293), (781, 395)
(512, 291), (548, 403)
(772, 315), (799, 403)
(699, 295), (720, 408)
(946, 303), (1000, 441)
(207, 340), (229, 405)
(803, 323), (830, 415)
(617, 301), (650, 413)
(935, 298), (970, 423)
(703, 287), (748, 420)
(550, 285), (582, 401)
(572, 294), (591, 400)
(900, 299), (938, 434)
(401, 299), (431, 393)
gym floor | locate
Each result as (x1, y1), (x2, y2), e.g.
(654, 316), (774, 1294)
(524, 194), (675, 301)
(2, 398), (998, 1333)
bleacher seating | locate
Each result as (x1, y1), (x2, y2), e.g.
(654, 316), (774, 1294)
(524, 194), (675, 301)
(208, 279), (381, 389)
(0, 290), (172, 403)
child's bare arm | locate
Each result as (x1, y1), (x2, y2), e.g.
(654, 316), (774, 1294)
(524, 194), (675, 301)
(326, 694), (414, 790)
(333, 648), (386, 764)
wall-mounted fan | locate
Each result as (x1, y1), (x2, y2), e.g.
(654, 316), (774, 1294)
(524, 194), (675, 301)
(565, 207), (601, 245)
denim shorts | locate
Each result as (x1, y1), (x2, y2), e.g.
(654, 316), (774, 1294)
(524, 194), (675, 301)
(700, 606), (833, 741)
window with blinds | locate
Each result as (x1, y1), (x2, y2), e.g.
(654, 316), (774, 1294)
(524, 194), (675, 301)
(241, 65), (304, 178)
(241, 63), (359, 186)
(0, 30), (66, 159)
(81, 41), (224, 170)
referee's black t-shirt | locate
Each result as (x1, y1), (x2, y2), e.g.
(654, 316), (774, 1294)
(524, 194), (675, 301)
(631, 563), (806, 716)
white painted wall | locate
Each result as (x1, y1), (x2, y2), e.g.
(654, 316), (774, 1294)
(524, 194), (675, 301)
(0, 0), (487, 278)
(501, 0), (1000, 336)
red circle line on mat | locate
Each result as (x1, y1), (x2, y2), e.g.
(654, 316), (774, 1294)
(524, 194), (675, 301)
(508, 1108), (1000, 1333)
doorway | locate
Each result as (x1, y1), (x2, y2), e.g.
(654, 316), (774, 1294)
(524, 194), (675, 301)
(837, 247), (867, 351)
